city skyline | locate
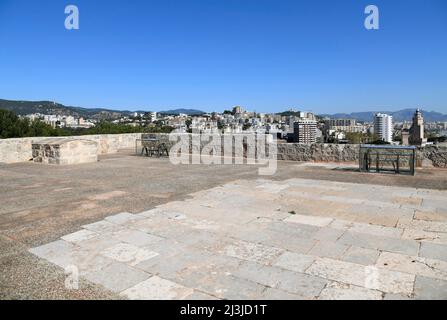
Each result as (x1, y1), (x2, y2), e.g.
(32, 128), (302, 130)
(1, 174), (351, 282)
(1, 0), (446, 114)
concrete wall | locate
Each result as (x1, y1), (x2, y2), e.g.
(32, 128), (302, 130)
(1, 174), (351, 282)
(0, 133), (140, 164)
(1, 133), (447, 168)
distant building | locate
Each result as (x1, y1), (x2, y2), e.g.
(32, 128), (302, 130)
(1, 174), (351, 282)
(232, 106), (243, 115)
(324, 119), (356, 127)
(374, 113), (393, 143)
(149, 112), (157, 122)
(403, 109), (427, 146)
(293, 119), (317, 144)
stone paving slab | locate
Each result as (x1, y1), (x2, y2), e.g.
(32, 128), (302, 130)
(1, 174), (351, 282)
(318, 282), (383, 300)
(306, 257), (415, 295)
(413, 276), (447, 300)
(28, 177), (447, 299)
(419, 242), (447, 262)
(376, 251), (447, 281)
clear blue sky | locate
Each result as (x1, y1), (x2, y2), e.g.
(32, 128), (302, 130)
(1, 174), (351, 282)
(0, 0), (446, 114)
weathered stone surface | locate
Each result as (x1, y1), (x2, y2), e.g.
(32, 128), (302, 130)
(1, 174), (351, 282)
(348, 222), (403, 239)
(26, 176), (447, 299)
(312, 227), (345, 242)
(413, 276), (447, 300)
(377, 252), (447, 281)
(306, 257), (415, 295)
(61, 229), (98, 243)
(337, 231), (419, 256)
(82, 220), (123, 233)
(401, 228), (447, 244)
(318, 282), (383, 300)
(273, 251), (315, 273)
(419, 242), (447, 262)
(415, 210), (447, 222)
(194, 274), (266, 300)
(121, 276), (193, 300)
(100, 243), (159, 266)
(309, 241), (349, 259)
(284, 214), (333, 227)
(222, 240), (284, 265)
(341, 246), (380, 266)
(109, 229), (164, 247)
(258, 288), (309, 300)
(83, 262), (151, 293)
(104, 212), (144, 225)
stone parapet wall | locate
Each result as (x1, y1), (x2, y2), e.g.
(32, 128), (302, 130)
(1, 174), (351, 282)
(0, 133), (140, 164)
(277, 143), (360, 163)
(1, 133), (447, 168)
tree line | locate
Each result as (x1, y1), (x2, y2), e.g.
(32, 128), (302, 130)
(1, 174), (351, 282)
(0, 109), (174, 139)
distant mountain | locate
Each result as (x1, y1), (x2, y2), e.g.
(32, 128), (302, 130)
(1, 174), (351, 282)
(159, 108), (205, 116)
(319, 109), (447, 122)
(0, 99), (134, 120)
(0, 99), (206, 119)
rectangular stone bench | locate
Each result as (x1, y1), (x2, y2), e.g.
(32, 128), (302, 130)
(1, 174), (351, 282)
(32, 138), (98, 165)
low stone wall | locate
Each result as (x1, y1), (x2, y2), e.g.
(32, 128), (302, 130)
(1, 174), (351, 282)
(1, 133), (447, 168)
(420, 145), (447, 168)
(277, 143), (360, 163)
(0, 133), (140, 164)
(276, 143), (447, 168)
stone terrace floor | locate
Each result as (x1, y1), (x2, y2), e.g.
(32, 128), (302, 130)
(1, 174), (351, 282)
(1, 150), (447, 299)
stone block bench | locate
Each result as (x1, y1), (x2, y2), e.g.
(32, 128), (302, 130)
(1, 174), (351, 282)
(32, 138), (98, 165)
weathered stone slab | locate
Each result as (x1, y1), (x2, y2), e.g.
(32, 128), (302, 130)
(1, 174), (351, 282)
(82, 220), (124, 233)
(312, 227), (345, 242)
(337, 231), (419, 256)
(377, 251), (447, 281)
(413, 276), (447, 300)
(419, 242), (447, 262)
(83, 262), (151, 293)
(121, 276), (194, 300)
(306, 257), (415, 295)
(318, 282), (383, 300)
(257, 288), (309, 300)
(349, 222), (403, 239)
(110, 229), (164, 247)
(194, 274), (266, 300)
(29, 240), (78, 268)
(275, 272), (327, 298)
(222, 240), (284, 265)
(273, 251), (315, 273)
(284, 214), (333, 227)
(182, 290), (219, 300)
(415, 210), (447, 222)
(341, 246), (380, 266)
(104, 212), (144, 225)
(402, 228), (447, 244)
(100, 243), (159, 266)
(308, 241), (349, 259)
(61, 229), (98, 243)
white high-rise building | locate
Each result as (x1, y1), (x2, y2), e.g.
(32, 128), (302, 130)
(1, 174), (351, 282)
(374, 113), (393, 143)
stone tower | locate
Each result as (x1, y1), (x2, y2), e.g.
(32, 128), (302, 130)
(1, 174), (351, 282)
(409, 109), (427, 146)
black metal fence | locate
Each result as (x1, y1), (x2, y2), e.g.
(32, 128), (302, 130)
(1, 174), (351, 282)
(359, 145), (416, 176)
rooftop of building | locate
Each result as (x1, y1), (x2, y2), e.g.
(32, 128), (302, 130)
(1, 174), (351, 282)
(1, 150), (447, 299)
